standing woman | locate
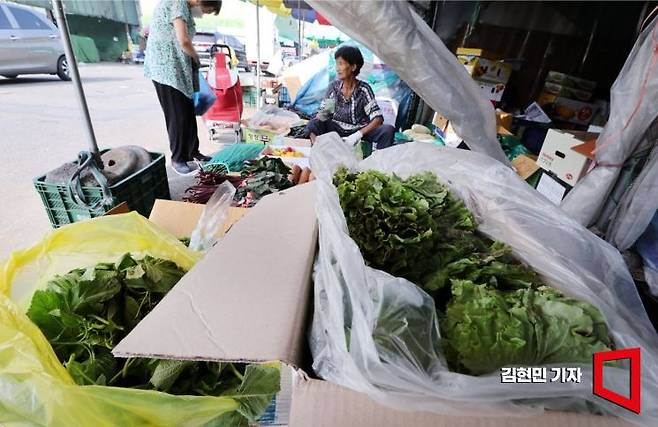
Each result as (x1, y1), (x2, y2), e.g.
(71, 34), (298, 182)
(145, 0), (222, 175)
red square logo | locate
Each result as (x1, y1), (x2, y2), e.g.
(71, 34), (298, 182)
(593, 348), (641, 414)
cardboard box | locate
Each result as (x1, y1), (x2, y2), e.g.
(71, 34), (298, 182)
(148, 199), (249, 239)
(537, 94), (599, 126)
(476, 79), (506, 102)
(114, 183), (318, 366)
(290, 375), (631, 427)
(496, 110), (514, 135)
(512, 154), (541, 181)
(456, 47), (500, 60)
(546, 71), (597, 92)
(459, 55), (511, 83)
(543, 82), (593, 102)
(114, 182), (633, 427)
(536, 129), (597, 186)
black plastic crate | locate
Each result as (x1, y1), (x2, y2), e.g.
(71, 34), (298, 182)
(34, 151), (170, 228)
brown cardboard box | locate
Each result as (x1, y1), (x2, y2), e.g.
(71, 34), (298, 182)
(543, 82), (593, 102)
(456, 47), (500, 60)
(114, 183), (634, 427)
(512, 154), (541, 181)
(148, 199), (249, 239)
(290, 376), (631, 427)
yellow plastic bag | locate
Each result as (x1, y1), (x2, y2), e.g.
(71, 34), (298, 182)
(0, 213), (270, 426)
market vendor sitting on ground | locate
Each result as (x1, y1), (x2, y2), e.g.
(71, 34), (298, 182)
(305, 46), (396, 150)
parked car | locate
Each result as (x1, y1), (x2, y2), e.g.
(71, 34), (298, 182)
(0, 2), (69, 80)
(193, 31), (250, 71)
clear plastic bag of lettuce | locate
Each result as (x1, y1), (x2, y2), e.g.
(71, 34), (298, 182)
(0, 212), (279, 426)
(309, 136), (658, 426)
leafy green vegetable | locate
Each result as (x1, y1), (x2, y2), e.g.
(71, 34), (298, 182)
(441, 281), (613, 375)
(334, 168), (475, 289)
(27, 254), (279, 423)
(334, 168), (614, 376)
(234, 157), (294, 207)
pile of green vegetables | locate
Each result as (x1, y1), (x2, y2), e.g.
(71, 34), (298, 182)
(333, 168), (614, 375)
(234, 157), (294, 207)
(27, 254), (278, 422)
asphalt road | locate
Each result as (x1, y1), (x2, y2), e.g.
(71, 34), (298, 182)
(0, 63), (243, 260)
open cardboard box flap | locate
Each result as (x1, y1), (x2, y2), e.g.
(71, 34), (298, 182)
(113, 183), (317, 367)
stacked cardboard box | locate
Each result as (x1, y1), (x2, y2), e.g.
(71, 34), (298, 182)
(457, 47), (511, 102)
(538, 71), (599, 126)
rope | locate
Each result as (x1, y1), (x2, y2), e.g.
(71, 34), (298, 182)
(67, 151), (114, 211)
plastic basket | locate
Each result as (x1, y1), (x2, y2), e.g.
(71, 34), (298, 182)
(34, 151), (170, 228)
(243, 87), (259, 108)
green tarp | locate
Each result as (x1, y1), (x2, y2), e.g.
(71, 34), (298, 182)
(71, 34), (100, 63)
(67, 15), (128, 62)
(12, 0), (140, 25)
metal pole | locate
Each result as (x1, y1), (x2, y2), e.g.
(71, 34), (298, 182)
(52, 0), (101, 163)
(298, 0), (302, 57)
(256, 0), (262, 108)
(578, 12), (599, 75)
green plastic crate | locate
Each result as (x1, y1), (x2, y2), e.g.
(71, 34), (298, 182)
(243, 86), (258, 108)
(34, 151), (170, 228)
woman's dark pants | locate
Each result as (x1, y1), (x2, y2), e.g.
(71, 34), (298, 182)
(153, 81), (200, 163)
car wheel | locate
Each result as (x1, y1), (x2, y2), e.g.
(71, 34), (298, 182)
(57, 56), (71, 81)
(1, 75), (17, 79)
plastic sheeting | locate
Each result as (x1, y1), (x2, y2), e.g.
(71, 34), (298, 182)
(307, 0), (507, 164)
(636, 211), (658, 296)
(309, 137), (658, 426)
(561, 16), (658, 227)
(605, 135), (658, 251)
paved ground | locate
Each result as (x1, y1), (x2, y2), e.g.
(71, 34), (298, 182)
(0, 63), (249, 260)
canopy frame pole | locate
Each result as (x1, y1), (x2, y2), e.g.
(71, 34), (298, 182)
(256, 0), (262, 108)
(52, 0), (101, 165)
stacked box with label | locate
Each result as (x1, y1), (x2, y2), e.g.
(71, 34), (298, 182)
(538, 71), (599, 126)
(457, 48), (511, 102)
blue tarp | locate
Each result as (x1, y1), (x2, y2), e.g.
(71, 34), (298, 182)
(291, 42), (412, 129)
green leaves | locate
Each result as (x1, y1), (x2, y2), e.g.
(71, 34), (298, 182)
(334, 168), (475, 288)
(27, 254), (280, 421)
(441, 281), (613, 375)
(335, 168), (614, 376)
(234, 157), (294, 207)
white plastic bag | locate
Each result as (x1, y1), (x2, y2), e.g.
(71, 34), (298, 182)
(561, 16), (658, 227)
(189, 181), (237, 252)
(248, 105), (302, 131)
(307, 0), (507, 164)
(309, 136), (658, 426)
